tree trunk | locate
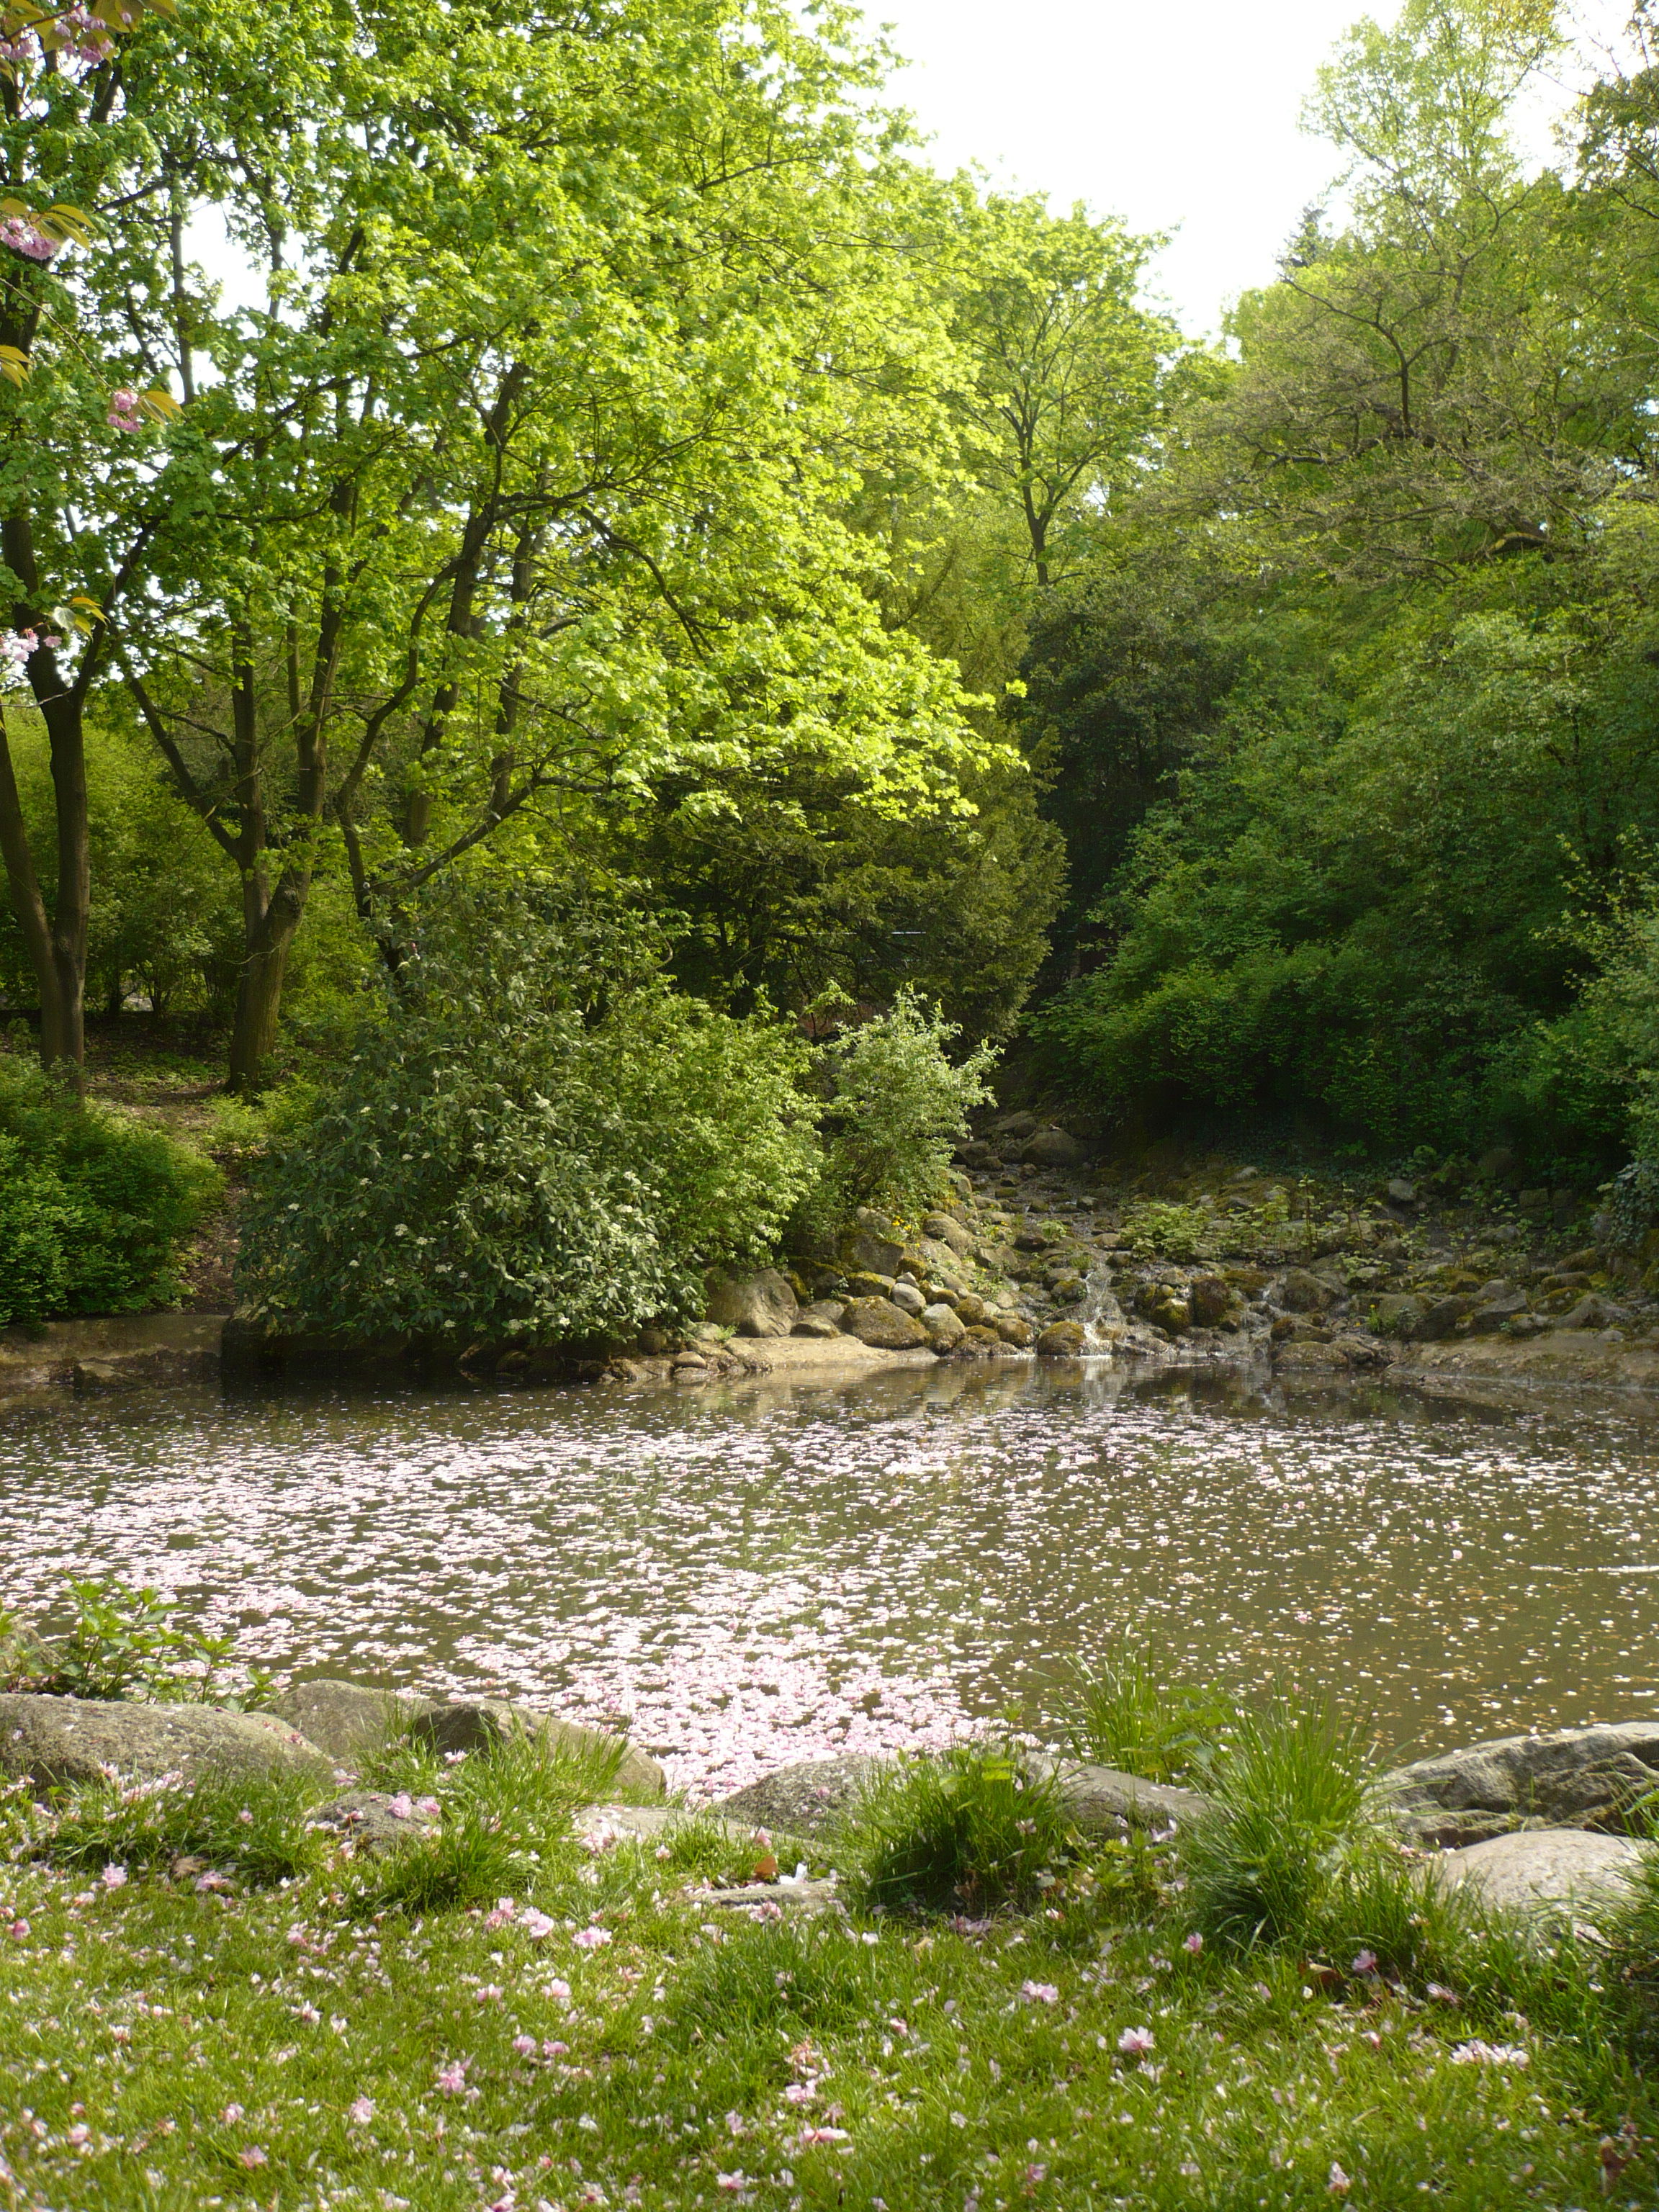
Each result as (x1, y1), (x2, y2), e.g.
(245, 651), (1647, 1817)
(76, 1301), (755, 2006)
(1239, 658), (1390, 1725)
(228, 870), (310, 1094)
(0, 692), (86, 1074)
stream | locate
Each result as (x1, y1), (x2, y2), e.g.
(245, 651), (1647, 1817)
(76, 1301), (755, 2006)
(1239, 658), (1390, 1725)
(6, 1359), (1659, 1797)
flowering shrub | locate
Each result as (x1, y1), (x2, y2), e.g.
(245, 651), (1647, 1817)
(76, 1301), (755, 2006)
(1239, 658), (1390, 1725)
(235, 884), (819, 1346)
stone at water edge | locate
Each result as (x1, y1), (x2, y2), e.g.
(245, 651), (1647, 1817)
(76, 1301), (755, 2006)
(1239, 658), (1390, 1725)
(272, 1678), (433, 1765)
(1187, 1274), (1234, 1328)
(714, 1753), (880, 1838)
(921, 1302), (967, 1349)
(413, 1697), (666, 1799)
(1428, 1828), (1646, 1923)
(994, 1315), (1035, 1348)
(1035, 1320), (1088, 1357)
(791, 1305), (844, 1339)
(705, 1268), (798, 1339)
(922, 1211), (975, 1256)
(1025, 1756), (1212, 1834)
(1379, 1719), (1659, 1830)
(838, 1298), (932, 1352)
(891, 1280), (927, 1317)
(0, 1693), (335, 1791)
(1277, 1267), (1338, 1314)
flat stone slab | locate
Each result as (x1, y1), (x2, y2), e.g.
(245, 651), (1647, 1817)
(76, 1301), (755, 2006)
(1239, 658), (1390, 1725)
(1030, 1757), (1212, 1834)
(0, 1692), (334, 1791)
(413, 1697), (666, 1799)
(1400, 1332), (1659, 1395)
(693, 1877), (840, 1917)
(272, 1678), (430, 1766)
(0, 1313), (226, 1400)
(714, 1755), (879, 1838)
(1428, 1827), (1647, 1922)
(1380, 1721), (1659, 1829)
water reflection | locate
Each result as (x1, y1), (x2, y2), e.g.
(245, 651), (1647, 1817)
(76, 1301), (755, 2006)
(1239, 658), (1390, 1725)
(4, 1360), (1658, 1795)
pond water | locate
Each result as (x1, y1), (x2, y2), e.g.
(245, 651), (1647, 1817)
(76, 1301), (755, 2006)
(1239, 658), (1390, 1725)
(6, 1361), (1659, 1797)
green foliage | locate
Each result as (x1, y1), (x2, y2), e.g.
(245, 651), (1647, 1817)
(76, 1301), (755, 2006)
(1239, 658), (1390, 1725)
(12, 1577), (264, 1707)
(812, 987), (996, 1223)
(42, 1768), (325, 1888)
(1182, 1695), (1380, 1950)
(842, 1740), (1076, 1915)
(236, 884), (820, 1346)
(1058, 1643), (1233, 1783)
(0, 1054), (219, 1326)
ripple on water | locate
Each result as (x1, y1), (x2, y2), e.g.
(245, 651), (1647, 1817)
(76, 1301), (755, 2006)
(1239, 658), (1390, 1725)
(4, 1362), (1659, 1795)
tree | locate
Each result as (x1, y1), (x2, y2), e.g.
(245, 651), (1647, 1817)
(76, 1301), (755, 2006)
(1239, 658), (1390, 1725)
(109, 0), (1004, 1090)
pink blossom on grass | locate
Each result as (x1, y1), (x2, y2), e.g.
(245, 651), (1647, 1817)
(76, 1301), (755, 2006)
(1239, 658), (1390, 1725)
(348, 2096), (374, 2124)
(100, 1863), (125, 1890)
(1118, 2025), (1155, 2055)
(435, 2059), (468, 2094)
(572, 1924), (611, 1951)
(1351, 1949), (1377, 1974)
(1327, 2164), (1352, 2197)
(1182, 1932), (1203, 1956)
(1020, 1981), (1058, 2005)
(519, 1908), (555, 1940)
(239, 2146), (268, 2170)
(799, 2127), (850, 2146)
(512, 2036), (537, 2057)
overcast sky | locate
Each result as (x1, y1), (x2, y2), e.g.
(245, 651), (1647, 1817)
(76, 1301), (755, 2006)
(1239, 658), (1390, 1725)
(867, 0), (1629, 338)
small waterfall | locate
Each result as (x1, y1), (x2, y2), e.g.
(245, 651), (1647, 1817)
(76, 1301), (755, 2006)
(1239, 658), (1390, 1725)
(1080, 1259), (1126, 1352)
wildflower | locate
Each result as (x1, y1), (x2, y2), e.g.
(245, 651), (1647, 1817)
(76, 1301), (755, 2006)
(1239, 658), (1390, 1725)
(541, 2040), (568, 2059)
(513, 2036), (537, 2056)
(714, 2175), (748, 2195)
(240, 2146), (269, 2170)
(1327, 2163), (1352, 2197)
(520, 1908), (556, 1940)
(1117, 2026), (1155, 2055)
(1182, 1932), (1203, 1956)
(66, 2123), (89, 2148)
(296, 2003), (321, 2025)
(1425, 1982), (1460, 2006)
(220, 2105), (243, 2125)
(726, 2111), (748, 2136)
(799, 2126), (850, 2146)
(9, 1918), (28, 1940)
(435, 2060), (468, 2094)
(475, 1984), (505, 2005)
(100, 1863), (126, 1890)
(1351, 1949), (1377, 1974)
(238, 1807), (253, 1825)
(348, 2096), (374, 2123)
(485, 1899), (517, 1930)
(783, 2084), (815, 2106)
(331, 2015), (348, 2035)
(1020, 1980), (1058, 2005)
(572, 1925), (611, 1950)
(1024, 2164), (1047, 2187)
(387, 1792), (415, 1820)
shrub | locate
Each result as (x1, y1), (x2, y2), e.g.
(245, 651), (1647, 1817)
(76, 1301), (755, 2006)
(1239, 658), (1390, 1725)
(0, 1053), (219, 1326)
(841, 1740), (1075, 1915)
(811, 987), (996, 1222)
(1182, 1694), (1378, 1950)
(1058, 1643), (1233, 1783)
(235, 881), (820, 1346)
(9, 1577), (263, 1706)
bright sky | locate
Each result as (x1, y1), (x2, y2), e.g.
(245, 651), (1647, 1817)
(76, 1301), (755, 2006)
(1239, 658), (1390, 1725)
(867, 0), (1627, 339)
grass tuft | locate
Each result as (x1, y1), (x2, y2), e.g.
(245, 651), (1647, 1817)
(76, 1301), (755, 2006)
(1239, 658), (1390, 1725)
(841, 1738), (1076, 1915)
(1056, 1640), (1233, 1781)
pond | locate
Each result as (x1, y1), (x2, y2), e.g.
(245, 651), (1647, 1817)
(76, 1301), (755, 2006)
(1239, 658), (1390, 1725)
(6, 1360), (1659, 1797)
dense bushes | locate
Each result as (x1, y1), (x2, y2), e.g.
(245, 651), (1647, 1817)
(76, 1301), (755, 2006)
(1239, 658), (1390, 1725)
(236, 887), (822, 1346)
(0, 1055), (219, 1326)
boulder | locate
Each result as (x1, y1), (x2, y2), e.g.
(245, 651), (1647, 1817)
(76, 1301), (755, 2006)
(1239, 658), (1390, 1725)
(890, 1280), (927, 1317)
(1385, 1179), (1418, 1205)
(1466, 1287), (1529, 1335)
(922, 1212), (975, 1257)
(1277, 1267), (1338, 1313)
(714, 1753), (879, 1838)
(792, 1303), (845, 1339)
(1380, 1721), (1659, 1831)
(839, 1298), (932, 1351)
(271, 1678), (428, 1766)
(705, 1269), (798, 1339)
(845, 1270), (898, 1300)
(1027, 1128), (1084, 1169)
(307, 1787), (443, 1857)
(991, 1112), (1038, 1141)
(1187, 1274), (1234, 1328)
(843, 1213), (906, 1277)
(921, 1302), (967, 1349)
(1415, 1293), (1479, 1341)
(994, 1315), (1035, 1349)
(412, 1698), (665, 1798)
(0, 1693), (335, 1792)
(1428, 1828), (1645, 1922)
(1370, 1292), (1426, 1339)
(1035, 1320), (1088, 1357)
(1028, 1757), (1210, 1834)
(1557, 1294), (1630, 1332)
(953, 1291), (991, 1326)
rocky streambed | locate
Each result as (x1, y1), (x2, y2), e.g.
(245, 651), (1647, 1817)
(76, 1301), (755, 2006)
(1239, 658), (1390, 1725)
(3, 1677), (1655, 1928)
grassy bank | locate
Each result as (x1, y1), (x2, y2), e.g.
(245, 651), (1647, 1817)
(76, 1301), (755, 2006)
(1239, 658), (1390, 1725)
(4, 1727), (1658, 2212)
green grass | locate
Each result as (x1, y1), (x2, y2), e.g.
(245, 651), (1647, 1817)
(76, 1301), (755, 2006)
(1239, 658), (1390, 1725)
(840, 1740), (1079, 1915)
(5, 1735), (1659, 2212)
(1059, 1644), (1236, 1784)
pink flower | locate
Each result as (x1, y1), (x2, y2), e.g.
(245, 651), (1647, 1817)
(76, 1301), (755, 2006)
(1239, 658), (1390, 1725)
(1327, 2164), (1351, 2197)
(799, 2126), (850, 2146)
(349, 2096), (374, 2124)
(435, 2059), (468, 2094)
(783, 2083), (815, 2106)
(100, 1863), (126, 1890)
(572, 1925), (611, 1951)
(387, 1792), (414, 1820)
(484, 1899), (516, 1930)
(220, 2105), (243, 2124)
(0, 215), (55, 261)
(520, 1908), (555, 1940)
(474, 1984), (505, 2005)
(715, 2175), (748, 2195)
(512, 2035), (537, 2056)
(1182, 1932), (1203, 1956)
(1352, 1949), (1377, 1974)
(1117, 2026), (1154, 2055)
(239, 2146), (268, 2170)
(9, 1918), (29, 1941)
(107, 388), (141, 431)
(541, 2039), (568, 2059)
(1024, 2164), (1048, 2187)
(1020, 1980), (1058, 2005)
(725, 2111), (748, 2136)
(1426, 1982), (1460, 2007)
